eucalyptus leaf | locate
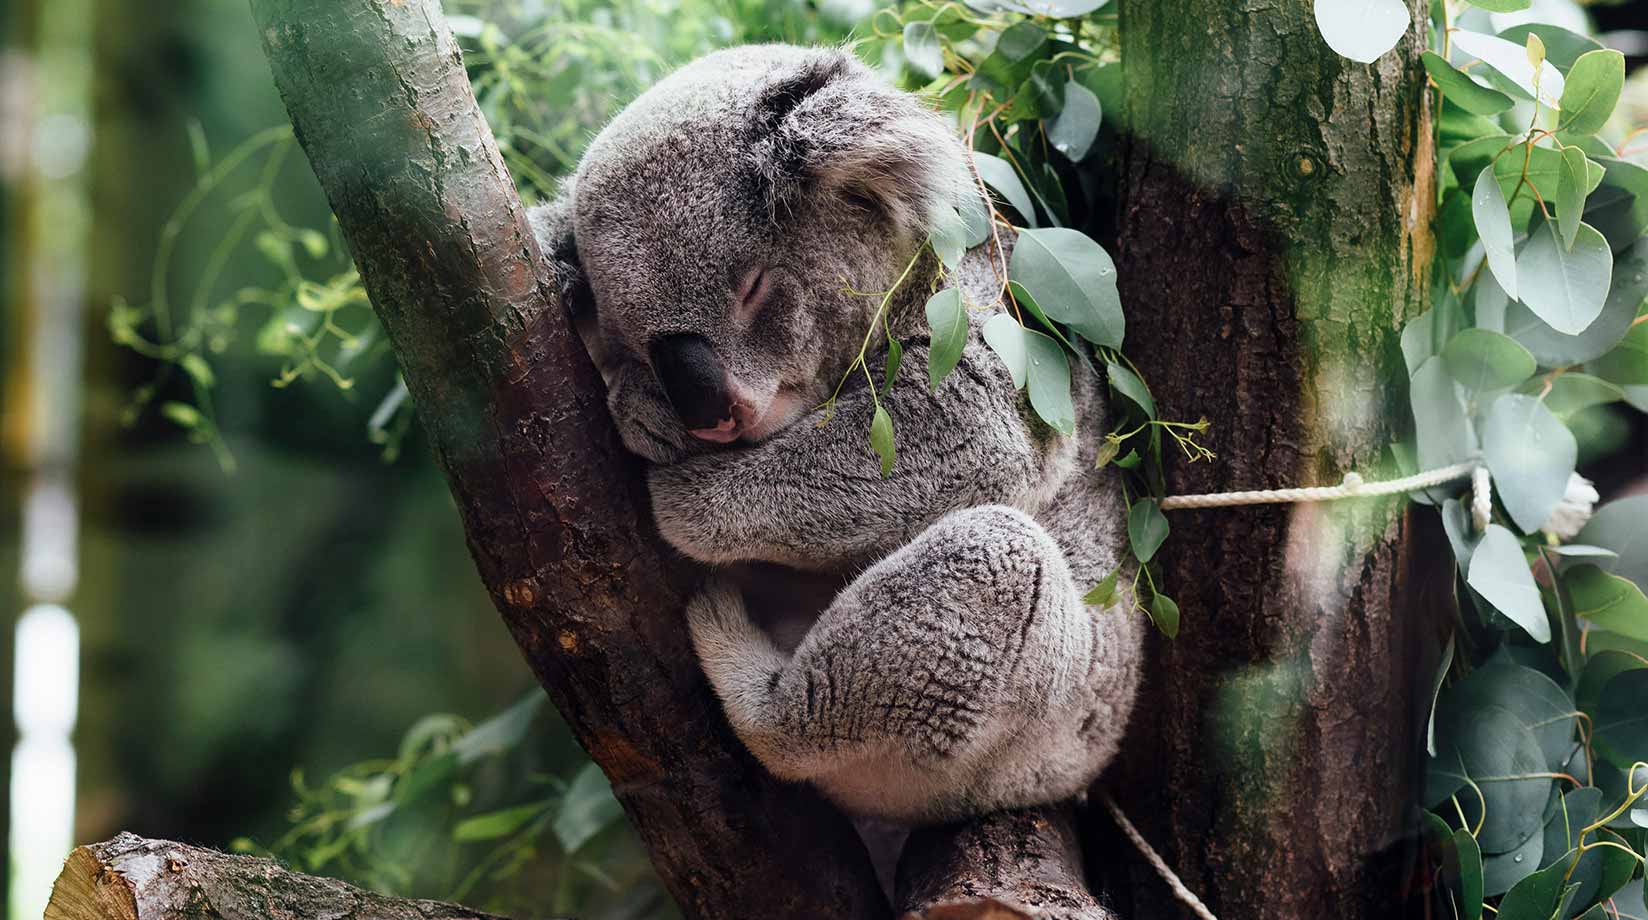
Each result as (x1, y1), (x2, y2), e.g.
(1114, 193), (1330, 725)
(1410, 357), (1477, 471)
(1595, 669), (1648, 768)
(1526, 373), (1623, 417)
(928, 205), (969, 271)
(903, 21), (944, 80)
(1452, 30), (1565, 109)
(1083, 568), (1120, 608)
(1128, 499), (1170, 564)
(1148, 592), (1180, 639)
(454, 800), (551, 842)
(974, 21), (1047, 93)
(1565, 565), (1648, 641)
(1453, 829), (1484, 920)
(1424, 51), (1515, 115)
(1312, 0), (1410, 64)
(882, 339), (904, 395)
(1433, 702), (1556, 851)
(1481, 394), (1577, 534)
(1496, 851), (1576, 920)
(1590, 321), (1648, 387)
(1505, 236), (1648, 365)
(1557, 49), (1625, 138)
(452, 692), (543, 766)
(1442, 328), (1536, 398)
(1009, 228), (1124, 348)
(1107, 361), (1156, 419)
(1515, 222), (1613, 336)
(1474, 164), (1519, 299)
(1575, 495), (1648, 588)
(553, 762), (624, 853)
(1556, 146), (1589, 251)
(1467, 524), (1552, 643)
(1048, 82), (1101, 161)
(1023, 329), (1075, 435)
(1583, 158), (1648, 249)
(870, 405), (895, 477)
(1009, 60), (1065, 121)
(1467, 0), (1529, 11)
(1494, 24), (1602, 72)
(1447, 663), (1576, 771)
(974, 152), (1038, 227)
(925, 288), (968, 391)
(982, 312), (1027, 388)
(1426, 634), (1455, 757)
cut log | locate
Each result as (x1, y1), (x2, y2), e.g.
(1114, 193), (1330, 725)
(45, 834), (518, 920)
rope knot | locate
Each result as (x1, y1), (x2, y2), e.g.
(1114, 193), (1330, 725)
(1340, 471), (1364, 494)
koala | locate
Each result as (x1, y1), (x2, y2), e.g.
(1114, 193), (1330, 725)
(529, 44), (1145, 824)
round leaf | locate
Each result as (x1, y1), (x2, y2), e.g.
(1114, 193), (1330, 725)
(1575, 495), (1648, 588)
(1009, 227), (1124, 348)
(1506, 235), (1647, 365)
(1481, 394), (1577, 534)
(1443, 328), (1536, 398)
(1453, 30), (1565, 110)
(1595, 669), (1648, 767)
(1515, 221), (1613, 336)
(903, 21), (944, 80)
(1023, 329), (1075, 435)
(1565, 564), (1648, 642)
(1312, 0), (1409, 64)
(1434, 702), (1555, 852)
(1410, 356), (1477, 471)
(1048, 82), (1101, 161)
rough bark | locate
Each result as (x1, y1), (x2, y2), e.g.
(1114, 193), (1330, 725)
(230, 1), (1102, 918)
(896, 805), (1117, 920)
(1108, 2), (1436, 919)
(44, 834), (518, 920)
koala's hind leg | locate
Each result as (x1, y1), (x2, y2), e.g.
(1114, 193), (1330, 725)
(688, 505), (1093, 812)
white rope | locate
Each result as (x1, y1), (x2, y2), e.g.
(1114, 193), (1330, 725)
(1158, 460), (1480, 511)
(1099, 790), (1220, 920)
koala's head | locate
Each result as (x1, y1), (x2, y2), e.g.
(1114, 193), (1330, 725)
(546, 44), (971, 464)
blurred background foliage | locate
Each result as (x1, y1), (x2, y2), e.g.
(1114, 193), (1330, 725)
(1, 0), (885, 917)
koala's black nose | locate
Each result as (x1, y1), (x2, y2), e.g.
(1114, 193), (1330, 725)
(650, 334), (733, 432)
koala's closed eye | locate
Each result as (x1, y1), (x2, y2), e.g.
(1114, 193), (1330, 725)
(733, 266), (772, 326)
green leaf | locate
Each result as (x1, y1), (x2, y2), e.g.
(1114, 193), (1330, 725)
(1432, 704), (1554, 852)
(1505, 236), (1648, 365)
(1447, 663), (1576, 771)
(1424, 51), (1515, 115)
(1009, 228), (1124, 348)
(1495, 24), (1603, 72)
(925, 289), (968, 391)
(1452, 30), (1565, 109)
(1590, 321), (1648, 387)
(1442, 328), (1535, 399)
(1009, 280), (1082, 354)
(553, 762), (624, 853)
(1527, 373), (1623, 417)
(1482, 817), (1544, 896)
(1410, 356), (1477, 471)
(1557, 49), (1625, 137)
(1557, 146), (1590, 251)
(160, 401), (202, 429)
(1482, 394), (1577, 534)
(869, 405), (895, 478)
(1515, 221), (1613, 336)
(1466, 0), (1529, 11)
(1128, 499), (1170, 564)
(1311, 0), (1410, 64)
(959, 186), (992, 248)
(903, 21), (944, 80)
(1023, 329), (1075, 435)
(974, 21), (1047, 93)
(453, 692), (544, 766)
(1595, 669), (1648, 768)
(1566, 565), (1648, 641)
(1083, 568), (1120, 608)
(1426, 634), (1455, 757)
(1453, 829), (1484, 920)
(1009, 60), (1064, 120)
(882, 339), (903, 396)
(927, 204), (968, 271)
(1147, 592), (1180, 639)
(1474, 164), (1519, 299)
(1575, 495), (1648, 588)
(1048, 81), (1101, 161)
(982, 313), (1027, 388)
(179, 354), (216, 388)
(1467, 524), (1552, 643)
(974, 153), (1038, 227)
(1497, 851), (1577, 920)
(1583, 158), (1648, 249)
(1107, 361), (1156, 419)
(454, 800), (551, 842)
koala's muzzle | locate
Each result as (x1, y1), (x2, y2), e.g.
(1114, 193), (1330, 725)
(651, 334), (745, 442)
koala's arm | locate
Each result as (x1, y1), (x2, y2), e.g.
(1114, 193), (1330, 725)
(649, 332), (1062, 569)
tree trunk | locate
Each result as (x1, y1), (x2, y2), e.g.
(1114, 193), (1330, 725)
(1108, 2), (1435, 918)
(45, 835), (519, 920)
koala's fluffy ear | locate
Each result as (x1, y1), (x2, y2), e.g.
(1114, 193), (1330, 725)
(527, 190), (608, 372)
(753, 50), (971, 236)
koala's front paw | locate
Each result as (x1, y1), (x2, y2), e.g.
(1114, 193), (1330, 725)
(605, 361), (692, 464)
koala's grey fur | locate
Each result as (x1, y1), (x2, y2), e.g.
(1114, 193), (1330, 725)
(529, 44), (1144, 824)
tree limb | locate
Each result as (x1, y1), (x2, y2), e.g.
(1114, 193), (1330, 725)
(45, 834), (518, 920)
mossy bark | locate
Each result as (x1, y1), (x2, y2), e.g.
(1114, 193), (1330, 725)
(1107, 2), (1437, 918)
